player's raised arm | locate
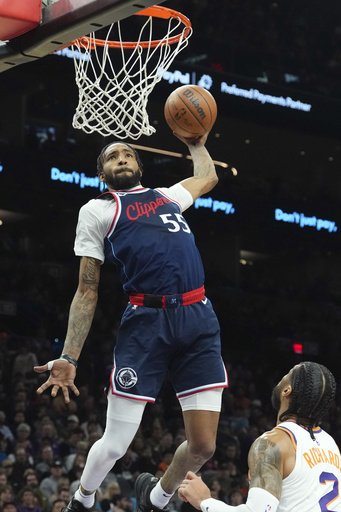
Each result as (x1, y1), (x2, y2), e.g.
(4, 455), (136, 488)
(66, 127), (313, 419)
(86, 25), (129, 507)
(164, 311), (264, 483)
(164, 85), (218, 201)
(175, 132), (219, 201)
(34, 256), (101, 403)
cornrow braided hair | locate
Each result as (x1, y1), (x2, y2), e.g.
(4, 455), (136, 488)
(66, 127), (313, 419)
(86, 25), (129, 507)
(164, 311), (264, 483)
(279, 361), (336, 439)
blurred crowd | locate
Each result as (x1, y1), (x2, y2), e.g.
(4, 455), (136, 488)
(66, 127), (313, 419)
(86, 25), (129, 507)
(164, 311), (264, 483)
(1, 190), (341, 512)
(0, 329), (340, 512)
(0, 326), (272, 512)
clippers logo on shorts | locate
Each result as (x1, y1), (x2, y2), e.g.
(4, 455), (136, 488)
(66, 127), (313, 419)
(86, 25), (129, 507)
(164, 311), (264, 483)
(116, 368), (138, 389)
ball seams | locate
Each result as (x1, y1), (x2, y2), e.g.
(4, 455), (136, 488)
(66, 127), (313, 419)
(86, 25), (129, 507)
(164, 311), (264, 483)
(164, 85), (217, 137)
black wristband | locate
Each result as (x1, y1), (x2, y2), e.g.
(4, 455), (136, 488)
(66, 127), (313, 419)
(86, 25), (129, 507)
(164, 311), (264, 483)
(60, 354), (78, 368)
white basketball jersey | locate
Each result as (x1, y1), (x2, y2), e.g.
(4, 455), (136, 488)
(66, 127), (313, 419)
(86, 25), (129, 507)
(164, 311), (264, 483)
(275, 421), (341, 512)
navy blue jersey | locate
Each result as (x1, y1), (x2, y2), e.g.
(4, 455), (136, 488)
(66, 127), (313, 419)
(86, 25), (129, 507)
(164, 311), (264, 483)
(99, 187), (205, 294)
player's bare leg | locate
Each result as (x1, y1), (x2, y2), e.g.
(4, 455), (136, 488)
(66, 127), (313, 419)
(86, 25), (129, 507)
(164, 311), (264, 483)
(135, 409), (220, 512)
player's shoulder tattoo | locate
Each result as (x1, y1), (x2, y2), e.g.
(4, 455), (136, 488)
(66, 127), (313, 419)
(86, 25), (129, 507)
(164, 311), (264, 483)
(248, 434), (283, 499)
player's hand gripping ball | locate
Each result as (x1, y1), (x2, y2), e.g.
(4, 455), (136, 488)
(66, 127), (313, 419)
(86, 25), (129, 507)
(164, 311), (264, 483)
(164, 85), (217, 138)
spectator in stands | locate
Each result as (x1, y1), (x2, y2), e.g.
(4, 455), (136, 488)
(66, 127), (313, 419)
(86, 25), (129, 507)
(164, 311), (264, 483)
(228, 488), (245, 506)
(53, 486), (70, 505)
(0, 432), (9, 465)
(39, 460), (64, 503)
(111, 494), (133, 512)
(14, 424), (33, 458)
(157, 450), (174, 473)
(207, 478), (228, 503)
(66, 417), (80, 435)
(2, 461), (14, 487)
(2, 503), (18, 512)
(216, 440), (241, 473)
(12, 345), (38, 385)
(0, 470), (7, 488)
(10, 413), (27, 438)
(59, 429), (85, 461)
(8, 447), (33, 494)
(51, 498), (67, 512)
(37, 424), (61, 458)
(80, 414), (103, 441)
(23, 469), (49, 511)
(17, 487), (43, 512)
(0, 484), (14, 509)
(0, 412), (14, 445)
(64, 442), (89, 475)
(130, 445), (158, 477)
(156, 432), (174, 458)
(51, 500), (68, 512)
(35, 445), (55, 480)
(69, 463), (85, 496)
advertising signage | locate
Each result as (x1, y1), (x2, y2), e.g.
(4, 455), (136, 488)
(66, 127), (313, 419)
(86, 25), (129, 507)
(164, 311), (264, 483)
(0, 149), (340, 249)
(151, 64), (341, 135)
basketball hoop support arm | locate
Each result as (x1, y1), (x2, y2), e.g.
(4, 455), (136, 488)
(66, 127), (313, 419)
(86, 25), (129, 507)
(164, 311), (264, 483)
(0, 0), (164, 73)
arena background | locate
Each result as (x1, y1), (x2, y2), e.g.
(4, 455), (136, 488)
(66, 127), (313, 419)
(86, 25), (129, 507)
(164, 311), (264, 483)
(0, 1), (341, 483)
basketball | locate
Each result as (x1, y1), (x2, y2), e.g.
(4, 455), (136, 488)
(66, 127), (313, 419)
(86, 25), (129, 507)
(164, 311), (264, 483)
(164, 85), (217, 138)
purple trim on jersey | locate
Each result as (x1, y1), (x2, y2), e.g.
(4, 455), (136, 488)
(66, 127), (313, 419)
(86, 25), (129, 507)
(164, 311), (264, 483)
(278, 421), (323, 435)
(276, 425), (298, 450)
(176, 362), (229, 398)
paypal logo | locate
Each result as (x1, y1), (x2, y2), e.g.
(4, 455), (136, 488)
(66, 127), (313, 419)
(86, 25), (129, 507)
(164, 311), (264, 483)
(159, 68), (190, 84)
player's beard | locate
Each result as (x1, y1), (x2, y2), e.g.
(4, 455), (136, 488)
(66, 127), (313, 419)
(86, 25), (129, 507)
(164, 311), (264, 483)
(105, 167), (142, 190)
(271, 383), (281, 412)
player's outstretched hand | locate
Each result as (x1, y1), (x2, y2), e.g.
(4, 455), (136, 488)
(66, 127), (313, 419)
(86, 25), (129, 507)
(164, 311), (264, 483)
(34, 359), (79, 404)
(178, 471), (211, 510)
(173, 131), (209, 147)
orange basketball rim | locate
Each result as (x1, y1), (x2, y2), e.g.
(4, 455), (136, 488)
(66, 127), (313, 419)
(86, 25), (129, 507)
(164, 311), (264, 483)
(67, 5), (192, 50)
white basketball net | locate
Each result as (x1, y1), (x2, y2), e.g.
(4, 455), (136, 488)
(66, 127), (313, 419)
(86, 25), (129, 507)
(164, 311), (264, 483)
(70, 13), (192, 140)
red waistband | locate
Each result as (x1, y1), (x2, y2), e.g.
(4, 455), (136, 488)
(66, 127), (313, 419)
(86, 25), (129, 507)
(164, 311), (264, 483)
(129, 286), (205, 308)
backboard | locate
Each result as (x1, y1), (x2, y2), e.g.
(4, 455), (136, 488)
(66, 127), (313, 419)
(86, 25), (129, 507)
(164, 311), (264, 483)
(0, 0), (164, 74)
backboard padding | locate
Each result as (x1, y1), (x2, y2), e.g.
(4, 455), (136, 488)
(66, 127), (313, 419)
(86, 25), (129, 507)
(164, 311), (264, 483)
(0, 0), (164, 73)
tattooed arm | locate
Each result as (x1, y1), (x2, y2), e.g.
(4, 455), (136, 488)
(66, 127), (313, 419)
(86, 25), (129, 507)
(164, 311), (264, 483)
(34, 256), (101, 403)
(179, 429), (295, 512)
(248, 432), (283, 498)
(175, 132), (219, 201)
(63, 256), (101, 359)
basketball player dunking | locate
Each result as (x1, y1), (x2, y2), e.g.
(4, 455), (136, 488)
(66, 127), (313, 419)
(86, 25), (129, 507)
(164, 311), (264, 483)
(34, 132), (228, 512)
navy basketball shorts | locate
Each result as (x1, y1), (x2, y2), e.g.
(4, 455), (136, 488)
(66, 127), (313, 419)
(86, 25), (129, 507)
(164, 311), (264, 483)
(108, 298), (228, 402)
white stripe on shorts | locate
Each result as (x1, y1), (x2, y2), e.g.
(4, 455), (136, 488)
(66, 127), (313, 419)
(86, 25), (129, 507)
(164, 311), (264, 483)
(179, 388), (224, 412)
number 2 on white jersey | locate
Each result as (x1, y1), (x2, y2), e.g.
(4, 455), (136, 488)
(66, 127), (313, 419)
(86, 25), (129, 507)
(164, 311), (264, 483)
(319, 472), (340, 512)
